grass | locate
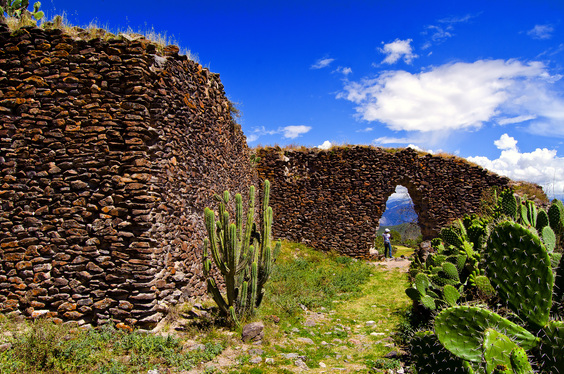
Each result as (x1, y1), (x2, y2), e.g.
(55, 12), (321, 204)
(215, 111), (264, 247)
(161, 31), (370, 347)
(0, 318), (224, 373)
(3, 13), (198, 61)
(0, 241), (411, 373)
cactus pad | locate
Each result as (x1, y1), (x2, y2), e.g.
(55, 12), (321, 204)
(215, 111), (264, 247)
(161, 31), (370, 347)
(442, 262), (460, 282)
(405, 287), (421, 302)
(485, 220), (554, 328)
(435, 306), (539, 363)
(421, 295), (436, 310)
(539, 320), (564, 373)
(500, 189), (518, 219)
(483, 328), (517, 374)
(410, 330), (469, 374)
(474, 275), (496, 298)
(443, 284), (460, 306)
(542, 225), (556, 253)
(509, 346), (533, 374)
(536, 208), (549, 231)
(548, 199), (564, 234)
(441, 226), (464, 248)
(415, 272), (430, 295)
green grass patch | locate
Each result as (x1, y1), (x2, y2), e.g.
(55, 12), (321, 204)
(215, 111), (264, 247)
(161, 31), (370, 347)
(0, 319), (223, 374)
(393, 245), (414, 258)
(261, 241), (374, 319)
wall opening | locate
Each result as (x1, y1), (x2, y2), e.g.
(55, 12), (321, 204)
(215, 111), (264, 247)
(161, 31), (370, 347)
(376, 185), (422, 251)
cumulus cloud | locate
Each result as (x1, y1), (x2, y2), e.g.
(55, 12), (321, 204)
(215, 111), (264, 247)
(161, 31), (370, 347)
(467, 134), (564, 198)
(311, 57), (335, 69)
(246, 125), (312, 143)
(527, 24), (554, 40)
(338, 59), (563, 136)
(282, 125), (312, 139)
(317, 140), (332, 149)
(379, 39), (418, 64)
(493, 133), (518, 151)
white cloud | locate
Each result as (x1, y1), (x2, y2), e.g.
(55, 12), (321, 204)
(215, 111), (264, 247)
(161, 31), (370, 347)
(246, 125), (312, 143)
(247, 134), (259, 142)
(282, 125), (311, 139)
(497, 115), (537, 125)
(317, 140), (332, 149)
(422, 14), (477, 49)
(311, 57), (335, 69)
(493, 133), (518, 151)
(356, 127), (373, 132)
(387, 185), (411, 202)
(467, 134), (564, 198)
(335, 66), (352, 76)
(374, 136), (421, 145)
(527, 24), (554, 40)
(379, 39), (418, 64)
(338, 59), (563, 136)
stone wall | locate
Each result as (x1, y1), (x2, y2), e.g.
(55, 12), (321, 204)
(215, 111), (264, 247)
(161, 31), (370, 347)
(0, 24), (256, 327)
(256, 146), (511, 257)
(0, 23), (520, 326)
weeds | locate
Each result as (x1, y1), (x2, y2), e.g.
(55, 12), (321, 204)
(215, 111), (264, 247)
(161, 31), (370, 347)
(262, 242), (373, 318)
(0, 320), (223, 374)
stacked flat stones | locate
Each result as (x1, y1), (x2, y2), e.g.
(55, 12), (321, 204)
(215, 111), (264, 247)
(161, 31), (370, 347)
(256, 146), (511, 258)
(0, 23), (255, 327)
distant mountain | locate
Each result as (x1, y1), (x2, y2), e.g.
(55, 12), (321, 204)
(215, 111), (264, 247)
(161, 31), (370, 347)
(380, 198), (418, 226)
(377, 222), (422, 242)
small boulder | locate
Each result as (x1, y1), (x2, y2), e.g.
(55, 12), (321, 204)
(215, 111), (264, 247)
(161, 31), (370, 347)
(242, 321), (264, 343)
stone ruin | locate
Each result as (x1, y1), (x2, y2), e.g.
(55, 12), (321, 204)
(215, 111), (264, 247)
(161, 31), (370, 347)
(0, 23), (522, 326)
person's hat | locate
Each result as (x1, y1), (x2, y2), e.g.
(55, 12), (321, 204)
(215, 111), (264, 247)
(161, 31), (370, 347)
(384, 229), (390, 233)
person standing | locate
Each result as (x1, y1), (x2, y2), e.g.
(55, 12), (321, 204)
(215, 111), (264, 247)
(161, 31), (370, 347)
(383, 228), (393, 258)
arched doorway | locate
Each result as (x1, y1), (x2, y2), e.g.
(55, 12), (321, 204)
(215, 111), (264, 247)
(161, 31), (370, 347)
(376, 185), (422, 254)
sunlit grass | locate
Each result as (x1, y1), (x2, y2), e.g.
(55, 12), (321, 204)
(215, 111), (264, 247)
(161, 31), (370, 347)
(3, 13), (198, 61)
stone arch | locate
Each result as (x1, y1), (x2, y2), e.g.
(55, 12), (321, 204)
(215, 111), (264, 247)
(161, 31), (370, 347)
(389, 177), (432, 239)
(256, 146), (511, 258)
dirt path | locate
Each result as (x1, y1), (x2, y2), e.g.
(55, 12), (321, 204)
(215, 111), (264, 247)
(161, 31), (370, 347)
(372, 257), (412, 271)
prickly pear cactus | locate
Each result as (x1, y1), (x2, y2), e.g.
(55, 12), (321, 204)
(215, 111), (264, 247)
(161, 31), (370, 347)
(467, 222), (487, 251)
(553, 252), (564, 315)
(483, 329), (518, 374)
(441, 226), (464, 248)
(548, 199), (564, 235)
(539, 320), (564, 373)
(492, 365), (513, 374)
(500, 189), (518, 219)
(442, 262), (460, 282)
(415, 272), (430, 294)
(536, 208), (549, 231)
(509, 346), (533, 374)
(542, 225), (556, 253)
(410, 330), (469, 374)
(485, 220), (554, 328)
(434, 306), (539, 363)
(443, 284), (460, 306)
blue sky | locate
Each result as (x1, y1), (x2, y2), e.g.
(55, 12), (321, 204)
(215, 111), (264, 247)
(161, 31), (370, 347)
(40, 0), (564, 198)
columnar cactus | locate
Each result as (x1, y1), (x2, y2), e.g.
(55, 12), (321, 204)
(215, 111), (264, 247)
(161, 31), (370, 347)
(203, 180), (281, 327)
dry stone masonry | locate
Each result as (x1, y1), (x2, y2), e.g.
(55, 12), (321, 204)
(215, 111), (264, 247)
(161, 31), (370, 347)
(0, 23), (520, 326)
(0, 23), (256, 327)
(256, 146), (511, 257)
